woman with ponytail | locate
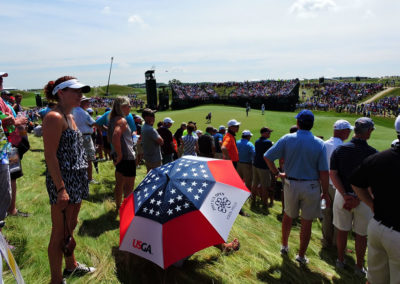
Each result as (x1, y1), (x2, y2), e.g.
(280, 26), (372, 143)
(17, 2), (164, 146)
(43, 76), (95, 284)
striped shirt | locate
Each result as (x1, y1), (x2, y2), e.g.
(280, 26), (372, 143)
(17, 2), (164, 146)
(182, 134), (198, 156)
(330, 137), (377, 194)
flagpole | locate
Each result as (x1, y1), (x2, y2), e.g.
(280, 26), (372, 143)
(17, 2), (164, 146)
(106, 56), (114, 96)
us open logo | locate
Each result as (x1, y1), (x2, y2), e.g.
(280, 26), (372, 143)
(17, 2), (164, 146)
(210, 192), (237, 219)
(132, 239), (152, 254)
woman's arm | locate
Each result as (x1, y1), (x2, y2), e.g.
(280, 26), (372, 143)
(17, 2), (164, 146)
(43, 111), (69, 208)
(112, 117), (127, 165)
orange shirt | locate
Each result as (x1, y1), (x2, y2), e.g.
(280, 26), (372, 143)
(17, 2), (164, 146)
(222, 132), (239, 162)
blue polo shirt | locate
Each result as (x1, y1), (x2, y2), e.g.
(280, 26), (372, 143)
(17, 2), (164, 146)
(95, 111), (136, 133)
(264, 130), (328, 180)
(236, 138), (255, 163)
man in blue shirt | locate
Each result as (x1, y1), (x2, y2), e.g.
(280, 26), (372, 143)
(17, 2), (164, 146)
(264, 110), (329, 265)
(236, 130), (255, 190)
(252, 127), (273, 208)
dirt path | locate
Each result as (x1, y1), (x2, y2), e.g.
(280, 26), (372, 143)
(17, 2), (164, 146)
(362, 87), (395, 104)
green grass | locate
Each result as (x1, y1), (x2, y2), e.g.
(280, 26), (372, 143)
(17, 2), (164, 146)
(380, 87), (400, 98)
(2, 106), (396, 283)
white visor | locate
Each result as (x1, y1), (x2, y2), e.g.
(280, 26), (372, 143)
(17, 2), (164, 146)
(52, 79), (90, 95)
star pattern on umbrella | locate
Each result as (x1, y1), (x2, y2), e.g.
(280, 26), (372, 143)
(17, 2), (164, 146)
(133, 158), (216, 224)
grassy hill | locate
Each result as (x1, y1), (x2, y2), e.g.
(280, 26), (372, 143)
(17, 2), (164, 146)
(2, 106), (396, 283)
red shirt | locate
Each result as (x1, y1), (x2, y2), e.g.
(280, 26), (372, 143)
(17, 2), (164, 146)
(222, 132), (238, 162)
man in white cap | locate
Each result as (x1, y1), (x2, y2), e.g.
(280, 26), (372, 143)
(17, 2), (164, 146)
(158, 117), (175, 164)
(351, 115), (400, 283)
(330, 117), (377, 276)
(73, 96), (98, 183)
(236, 130), (255, 190)
(321, 120), (353, 248)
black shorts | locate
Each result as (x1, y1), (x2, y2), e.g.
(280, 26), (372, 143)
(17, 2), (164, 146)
(116, 160), (136, 177)
(102, 135), (111, 150)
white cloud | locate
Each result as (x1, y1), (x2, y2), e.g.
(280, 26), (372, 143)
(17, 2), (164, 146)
(128, 14), (147, 27)
(290, 0), (337, 18)
(364, 9), (375, 18)
(101, 6), (111, 14)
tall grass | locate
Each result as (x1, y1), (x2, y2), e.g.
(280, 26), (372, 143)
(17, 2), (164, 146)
(3, 106), (395, 283)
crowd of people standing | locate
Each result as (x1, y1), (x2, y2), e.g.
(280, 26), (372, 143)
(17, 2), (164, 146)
(1, 71), (399, 284)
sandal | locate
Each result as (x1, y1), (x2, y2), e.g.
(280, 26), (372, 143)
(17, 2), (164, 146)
(63, 262), (96, 278)
(8, 210), (30, 217)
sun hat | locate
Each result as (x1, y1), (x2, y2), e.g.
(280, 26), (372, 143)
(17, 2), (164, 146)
(295, 109), (314, 122)
(354, 117), (375, 131)
(333, 119), (353, 130)
(242, 130), (253, 136)
(52, 79), (90, 95)
(163, 117), (174, 124)
(227, 119), (240, 127)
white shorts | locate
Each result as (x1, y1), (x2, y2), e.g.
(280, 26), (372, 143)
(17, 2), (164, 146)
(367, 218), (400, 284)
(283, 179), (321, 220)
(332, 191), (373, 236)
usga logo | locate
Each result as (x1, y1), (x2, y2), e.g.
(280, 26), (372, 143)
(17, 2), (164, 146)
(132, 239), (152, 254)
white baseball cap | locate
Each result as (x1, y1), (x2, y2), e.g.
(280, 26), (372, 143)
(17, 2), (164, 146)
(227, 119), (240, 127)
(163, 117), (174, 124)
(395, 115), (400, 134)
(87, 108), (94, 113)
(52, 79), (90, 95)
(333, 119), (353, 130)
(242, 130), (253, 136)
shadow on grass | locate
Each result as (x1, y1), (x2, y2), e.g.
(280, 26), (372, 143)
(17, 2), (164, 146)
(77, 210), (119, 238)
(112, 247), (221, 284)
(257, 256), (331, 283)
(87, 190), (114, 203)
(250, 203), (270, 216)
(30, 149), (44, 152)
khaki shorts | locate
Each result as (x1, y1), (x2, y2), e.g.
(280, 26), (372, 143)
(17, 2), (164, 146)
(283, 179), (321, 220)
(236, 162), (252, 189)
(332, 190), (373, 236)
(82, 135), (96, 161)
(252, 166), (271, 189)
(145, 160), (162, 171)
(367, 218), (400, 284)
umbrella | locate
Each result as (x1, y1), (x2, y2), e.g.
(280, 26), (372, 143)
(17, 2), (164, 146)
(119, 156), (250, 269)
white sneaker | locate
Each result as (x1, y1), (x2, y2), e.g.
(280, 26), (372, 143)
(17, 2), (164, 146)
(295, 254), (309, 265)
(280, 245), (289, 256)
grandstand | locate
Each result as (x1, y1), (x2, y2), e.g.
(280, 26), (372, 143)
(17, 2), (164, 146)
(170, 79), (300, 111)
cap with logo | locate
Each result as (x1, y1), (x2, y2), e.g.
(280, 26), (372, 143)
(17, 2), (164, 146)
(354, 117), (375, 131)
(163, 117), (174, 124)
(333, 119), (353, 130)
(295, 109), (314, 122)
(242, 130), (253, 136)
(227, 119), (240, 127)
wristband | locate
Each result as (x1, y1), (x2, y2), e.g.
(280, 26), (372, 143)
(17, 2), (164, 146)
(57, 186), (66, 193)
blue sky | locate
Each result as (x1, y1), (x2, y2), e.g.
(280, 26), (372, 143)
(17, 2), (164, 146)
(0, 0), (399, 89)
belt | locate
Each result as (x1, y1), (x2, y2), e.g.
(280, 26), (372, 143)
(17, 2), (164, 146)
(238, 161), (252, 165)
(287, 177), (318, 182)
(374, 217), (400, 233)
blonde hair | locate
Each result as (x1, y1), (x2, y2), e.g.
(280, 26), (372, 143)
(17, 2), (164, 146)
(110, 96), (130, 119)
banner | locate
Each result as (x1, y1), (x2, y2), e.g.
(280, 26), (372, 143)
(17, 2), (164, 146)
(0, 232), (24, 284)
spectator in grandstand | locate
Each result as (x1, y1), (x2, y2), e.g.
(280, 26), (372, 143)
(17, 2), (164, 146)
(236, 130), (255, 190)
(43, 76), (95, 283)
(108, 97), (136, 211)
(330, 117), (377, 276)
(321, 120), (353, 249)
(72, 96), (98, 184)
(141, 108), (163, 172)
(350, 115), (400, 284)
(264, 110), (330, 265)
(158, 117), (176, 164)
(198, 126), (215, 158)
(252, 127), (273, 208)
(181, 123), (198, 156)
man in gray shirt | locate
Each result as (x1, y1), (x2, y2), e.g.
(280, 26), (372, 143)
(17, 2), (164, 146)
(141, 108), (163, 172)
